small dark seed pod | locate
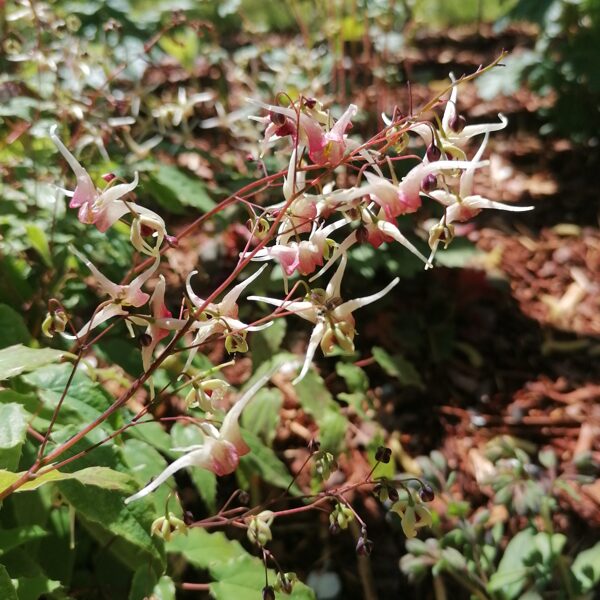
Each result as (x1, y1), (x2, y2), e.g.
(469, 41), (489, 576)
(419, 484), (435, 503)
(262, 585), (276, 600)
(375, 446), (392, 464)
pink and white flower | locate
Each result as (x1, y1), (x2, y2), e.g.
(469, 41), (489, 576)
(51, 126), (167, 255)
(184, 265), (270, 371)
(124, 366), (278, 504)
(250, 255), (399, 383)
(68, 247), (160, 340)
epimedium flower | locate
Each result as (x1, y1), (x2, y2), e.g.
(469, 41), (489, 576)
(250, 99), (357, 165)
(383, 76), (508, 158)
(51, 126), (168, 255)
(124, 366), (278, 504)
(129, 275), (186, 373)
(249, 255), (399, 384)
(184, 378), (230, 412)
(425, 133), (534, 263)
(362, 158), (488, 221)
(67, 247), (160, 340)
(183, 265), (270, 371)
(391, 501), (432, 539)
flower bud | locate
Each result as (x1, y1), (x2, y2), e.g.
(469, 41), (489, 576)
(41, 308), (68, 338)
(315, 450), (337, 480)
(262, 585), (276, 600)
(426, 143), (441, 162)
(388, 487), (399, 503)
(150, 513), (188, 542)
(102, 172), (116, 182)
(308, 439), (321, 453)
(304, 97), (317, 109)
(375, 446), (392, 464)
(275, 571), (297, 594)
(356, 535), (374, 556)
(421, 173), (437, 193)
(449, 113), (466, 133)
(247, 511), (275, 547)
(419, 484), (435, 503)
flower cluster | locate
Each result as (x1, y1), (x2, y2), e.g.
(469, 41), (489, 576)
(49, 75), (532, 510)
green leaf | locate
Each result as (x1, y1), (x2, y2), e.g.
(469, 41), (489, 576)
(372, 346), (424, 390)
(57, 478), (165, 576)
(241, 388), (282, 444)
(96, 338), (143, 377)
(0, 526), (47, 557)
(572, 541), (600, 592)
(129, 567), (158, 600)
(23, 364), (113, 428)
(318, 409), (347, 455)
(294, 370), (334, 421)
(0, 466), (135, 494)
(146, 166), (215, 215)
(167, 529), (246, 569)
(168, 530), (315, 600)
(0, 305), (31, 349)
(151, 575), (176, 600)
(25, 224), (52, 268)
(488, 528), (536, 599)
(295, 371), (348, 453)
(238, 431), (300, 494)
(0, 403), (28, 470)
(0, 565), (18, 600)
(335, 362), (369, 393)
(13, 575), (62, 600)
(0, 345), (66, 381)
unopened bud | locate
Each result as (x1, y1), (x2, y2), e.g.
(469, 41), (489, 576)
(356, 535), (374, 556)
(421, 173), (437, 192)
(449, 113), (466, 133)
(308, 439), (320, 453)
(375, 446), (392, 464)
(165, 234), (179, 247)
(102, 172), (116, 182)
(275, 571), (297, 594)
(42, 309), (68, 338)
(262, 585), (276, 600)
(150, 513), (188, 542)
(247, 511), (275, 547)
(426, 143), (441, 162)
(304, 97), (317, 109)
(419, 484), (435, 503)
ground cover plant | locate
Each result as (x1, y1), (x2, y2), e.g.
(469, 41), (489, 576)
(1, 1), (599, 599)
